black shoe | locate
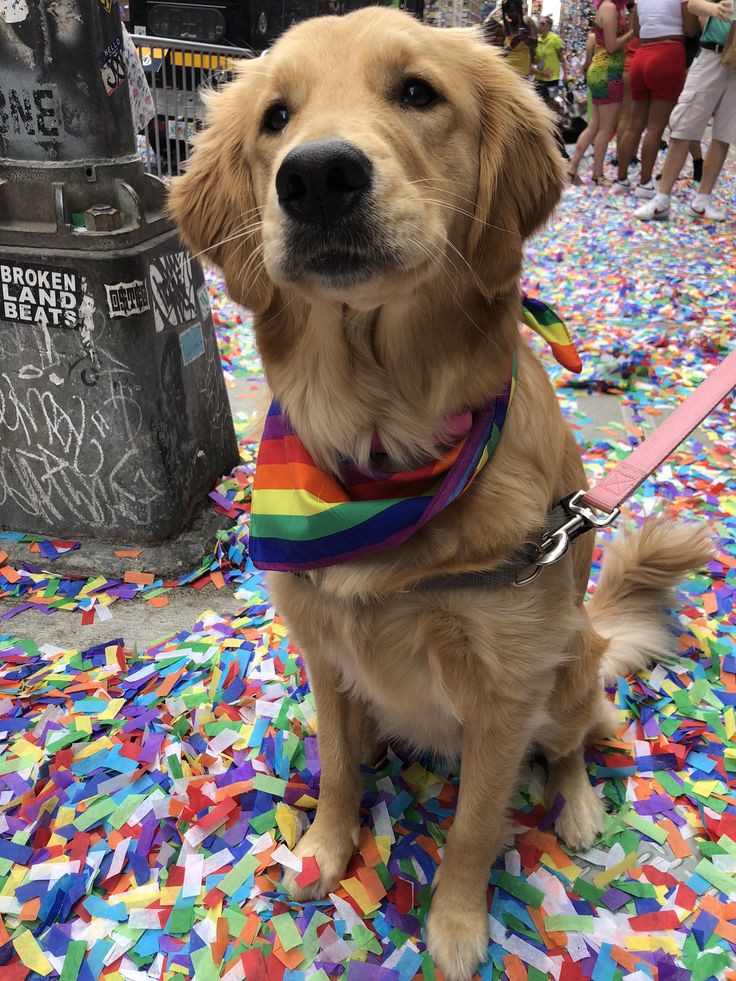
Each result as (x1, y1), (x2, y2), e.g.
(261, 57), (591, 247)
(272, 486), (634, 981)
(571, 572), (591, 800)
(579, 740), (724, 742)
(692, 158), (703, 183)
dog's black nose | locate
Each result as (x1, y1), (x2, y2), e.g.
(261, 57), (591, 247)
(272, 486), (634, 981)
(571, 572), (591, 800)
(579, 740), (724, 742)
(275, 140), (373, 225)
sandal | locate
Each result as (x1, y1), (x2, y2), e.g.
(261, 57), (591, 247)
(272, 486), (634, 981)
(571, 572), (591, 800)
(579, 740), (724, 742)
(565, 170), (583, 186)
(591, 175), (611, 186)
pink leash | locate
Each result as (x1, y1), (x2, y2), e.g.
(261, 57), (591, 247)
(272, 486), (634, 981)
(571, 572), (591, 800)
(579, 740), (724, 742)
(584, 347), (736, 514)
(530, 348), (736, 576)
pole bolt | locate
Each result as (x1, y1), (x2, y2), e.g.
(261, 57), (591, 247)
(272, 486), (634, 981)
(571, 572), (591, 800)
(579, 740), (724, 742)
(84, 204), (122, 232)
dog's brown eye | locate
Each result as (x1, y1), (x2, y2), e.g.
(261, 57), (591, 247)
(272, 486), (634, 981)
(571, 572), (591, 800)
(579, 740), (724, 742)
(263, 104), (290, 133)
(401, 79), (438, 109)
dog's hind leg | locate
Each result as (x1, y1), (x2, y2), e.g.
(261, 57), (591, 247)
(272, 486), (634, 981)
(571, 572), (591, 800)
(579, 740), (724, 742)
(538, 620), (613, 852)
(282, 650), (366, 901)
(545, 747), (606, 852)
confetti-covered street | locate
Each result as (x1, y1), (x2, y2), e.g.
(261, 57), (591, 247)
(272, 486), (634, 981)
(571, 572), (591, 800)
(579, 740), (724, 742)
(1, 161), (735, 981)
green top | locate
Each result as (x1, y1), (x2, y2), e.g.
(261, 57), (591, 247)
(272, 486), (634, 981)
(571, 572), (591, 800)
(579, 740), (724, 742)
(535, 31), (564, 81)
(701, 16), (730, 45)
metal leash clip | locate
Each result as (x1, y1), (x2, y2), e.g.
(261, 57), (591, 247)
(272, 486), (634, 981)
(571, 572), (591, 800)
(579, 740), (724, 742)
(513, 490), (620, 587)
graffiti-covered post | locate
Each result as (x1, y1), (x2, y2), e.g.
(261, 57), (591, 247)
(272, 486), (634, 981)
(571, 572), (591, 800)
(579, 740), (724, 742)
(0, 0), (238, 544)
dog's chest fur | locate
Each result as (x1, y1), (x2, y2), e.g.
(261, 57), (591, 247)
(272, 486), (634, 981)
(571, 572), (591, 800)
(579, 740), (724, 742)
(269, 569), (580, 759)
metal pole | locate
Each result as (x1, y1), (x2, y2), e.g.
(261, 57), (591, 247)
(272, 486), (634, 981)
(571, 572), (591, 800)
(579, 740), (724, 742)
(0, 0), (238, 544)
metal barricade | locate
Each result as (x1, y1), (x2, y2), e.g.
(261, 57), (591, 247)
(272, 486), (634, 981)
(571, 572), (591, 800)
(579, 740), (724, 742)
(423, 0), (481, 29)
(131, 35), (255, 178)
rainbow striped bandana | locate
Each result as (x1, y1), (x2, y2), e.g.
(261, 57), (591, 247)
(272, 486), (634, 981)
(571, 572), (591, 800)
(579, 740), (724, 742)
(250, 358), (517, 571)
(249, 299), (579, 572)
(521, 294), (582, 374)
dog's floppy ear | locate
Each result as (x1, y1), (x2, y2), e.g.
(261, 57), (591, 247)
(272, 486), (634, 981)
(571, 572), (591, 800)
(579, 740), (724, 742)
(169, 73), (274, 315)
(467, 43), (565, 293)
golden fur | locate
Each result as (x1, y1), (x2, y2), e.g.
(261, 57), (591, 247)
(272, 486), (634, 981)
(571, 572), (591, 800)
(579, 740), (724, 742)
(170, 11), (713, 978)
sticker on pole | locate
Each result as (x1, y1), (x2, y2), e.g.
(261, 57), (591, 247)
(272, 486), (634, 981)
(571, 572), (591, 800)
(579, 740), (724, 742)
(197, 284), (210, 321)
(97, 0), (113, 11)
(180, 323), (205, 366)
(149, 251), (197, 333)
(0, 0), (29, 24)
(105, 280), (150, 319)
(0, 260), (81, 329)
(99, 37), (127, 96)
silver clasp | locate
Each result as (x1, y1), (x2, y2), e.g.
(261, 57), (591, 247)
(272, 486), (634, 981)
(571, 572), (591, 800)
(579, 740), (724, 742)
(513, 490), (620, 587)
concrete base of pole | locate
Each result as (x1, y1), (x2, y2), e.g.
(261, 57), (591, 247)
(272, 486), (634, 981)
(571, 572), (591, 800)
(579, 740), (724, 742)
(1, 505), (235, 582)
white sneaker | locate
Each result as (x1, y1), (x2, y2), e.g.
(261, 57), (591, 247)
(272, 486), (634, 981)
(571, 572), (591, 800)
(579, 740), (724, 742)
(611, 178), (631, 195)
(635, 181), (656, 199)
(690, 200), (725, 221)
(635, 198), (670, 221)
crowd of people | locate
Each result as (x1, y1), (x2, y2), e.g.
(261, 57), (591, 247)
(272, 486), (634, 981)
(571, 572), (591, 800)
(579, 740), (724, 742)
(483, 0), (735, 222)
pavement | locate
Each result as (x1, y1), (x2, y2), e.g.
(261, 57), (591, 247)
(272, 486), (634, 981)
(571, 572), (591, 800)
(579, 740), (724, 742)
(0, 373), (260, 652)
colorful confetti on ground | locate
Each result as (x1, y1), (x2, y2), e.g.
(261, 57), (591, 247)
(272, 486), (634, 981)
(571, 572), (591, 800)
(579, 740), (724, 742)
(1, 158), (735, 981)
(208, 274), (262, 384)
(525, 156), (735, 393)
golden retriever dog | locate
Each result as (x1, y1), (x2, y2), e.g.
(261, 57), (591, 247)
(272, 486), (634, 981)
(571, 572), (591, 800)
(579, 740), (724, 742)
(170, 10), (711, 978)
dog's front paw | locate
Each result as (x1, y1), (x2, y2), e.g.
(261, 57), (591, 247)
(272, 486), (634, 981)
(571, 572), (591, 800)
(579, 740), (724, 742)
(555, 779), (605, 852)
(426, 884), (489, 981)
(282, 820), (357, 902)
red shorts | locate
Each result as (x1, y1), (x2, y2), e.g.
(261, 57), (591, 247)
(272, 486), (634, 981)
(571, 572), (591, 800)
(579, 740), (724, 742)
(630, 40), (686, 102)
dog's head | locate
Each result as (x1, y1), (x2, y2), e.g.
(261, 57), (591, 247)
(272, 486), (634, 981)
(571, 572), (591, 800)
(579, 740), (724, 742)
(170, 9), (563, 314)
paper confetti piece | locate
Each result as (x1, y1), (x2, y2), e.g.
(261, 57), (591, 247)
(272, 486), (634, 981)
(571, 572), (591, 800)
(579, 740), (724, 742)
(544, 914), (596, 933)
(59, 940), (86, 981)
(295, 854), (321, 888)
(12, 930), (53, 976)
(271, 912), (303, 952)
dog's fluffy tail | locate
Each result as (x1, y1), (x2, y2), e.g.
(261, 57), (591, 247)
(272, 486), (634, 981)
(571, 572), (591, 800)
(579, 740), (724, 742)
(588, 519), (714, 686)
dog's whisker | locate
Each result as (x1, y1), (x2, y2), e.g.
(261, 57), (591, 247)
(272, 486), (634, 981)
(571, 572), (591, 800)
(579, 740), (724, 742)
(237, 240), (266, 287)
(406, 179), (481, 208)
(184, 211), (263, 259)
(418, 197), (516, 237)
(255, 295), (295, 331)
(181, 220), (264, 270)
(229, 232), (259, 271)
(402, 221), (485, 299)
(403, 235), (486, 341)
(403, 224), (499, 347)
(402, 228), (465, 301)
(226, 234), (265, 287)
(405, 181), (515, 233)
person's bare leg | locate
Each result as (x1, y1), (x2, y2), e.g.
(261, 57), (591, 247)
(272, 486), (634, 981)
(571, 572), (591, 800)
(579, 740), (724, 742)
(617, 99), (648, 181)
(636, 134), (694, 217)
(568, 105), (600, 176)
(592, 103), (619, 178)
(638, 100), (677, 185)
(615, 73), (633, 161)
(698, 139), (729, 196)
